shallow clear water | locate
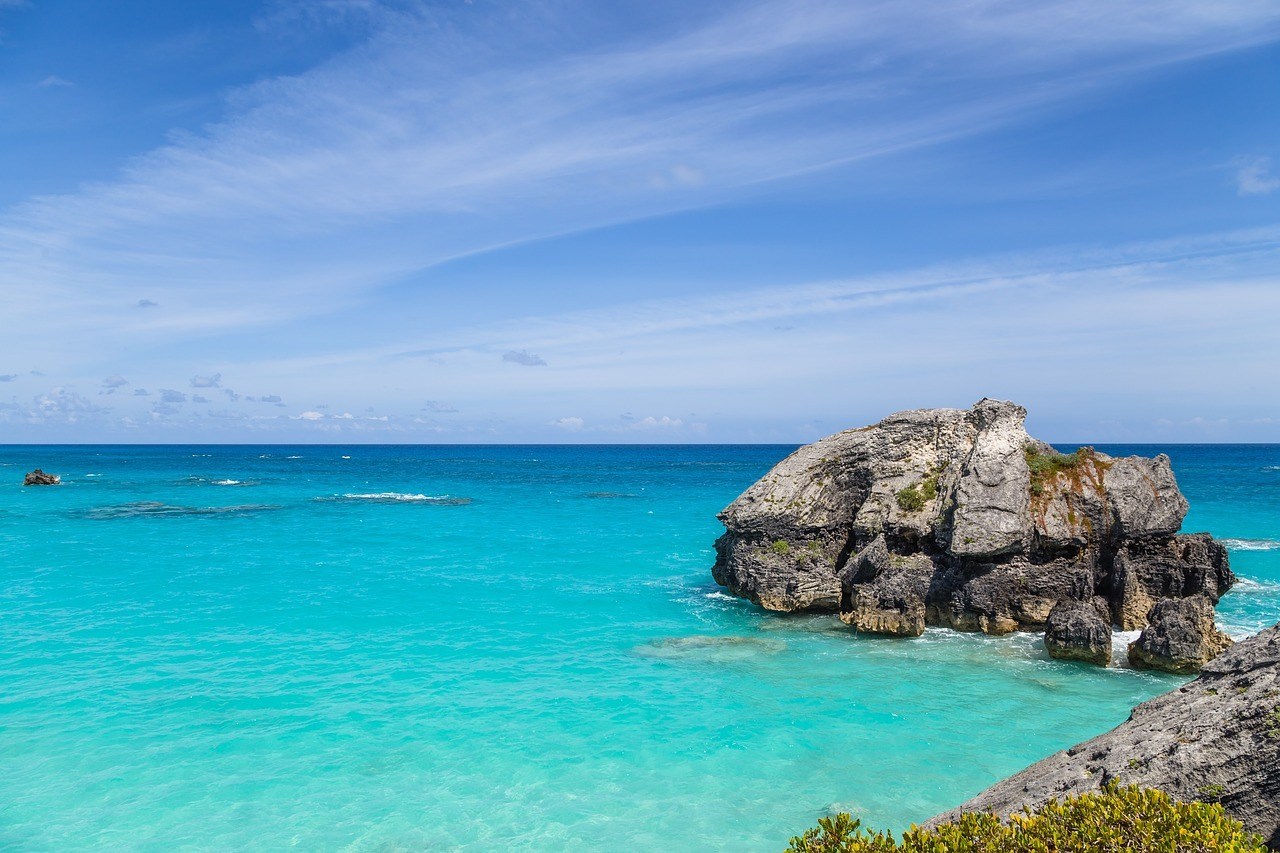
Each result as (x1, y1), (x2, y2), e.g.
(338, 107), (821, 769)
(0, 444), (1276, 850)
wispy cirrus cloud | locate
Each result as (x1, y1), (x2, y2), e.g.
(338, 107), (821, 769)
(3, 0), (1280, 358)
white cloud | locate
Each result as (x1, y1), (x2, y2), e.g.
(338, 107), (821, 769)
(24, 388), (109, 423)
(502, 349), (548, 367)
(159, 389), (187, 403)
(553, 416), (585, 430)
(190, 373), (222, 388)
(37, 75), (73, 88)
(294, 410), (325, 420)
(1235, 155), (1280, 195)
(632, 416), (683, 430)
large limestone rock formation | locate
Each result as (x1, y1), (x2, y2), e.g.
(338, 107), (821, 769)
(928, 622), (1280, 848)
(23, 468), (60, 486)
(711, 399), (1234, 671)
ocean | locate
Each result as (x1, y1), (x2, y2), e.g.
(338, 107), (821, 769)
(1, 444), (1277, 850)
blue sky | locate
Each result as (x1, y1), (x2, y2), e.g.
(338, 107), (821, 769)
(1, 0), (1279, 443)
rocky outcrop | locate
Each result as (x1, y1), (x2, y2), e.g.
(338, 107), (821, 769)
(711, 399), (1234, 670)
(1044, 599), (1112, 666)
(1129, 595), (1234, 674)
(23, 469), (60, 486)
(928, 622), (1280, 848)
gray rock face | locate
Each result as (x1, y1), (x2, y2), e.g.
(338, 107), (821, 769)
(1129, 596), (1234, 675)
(1044, 599), (1112, 666)
(928, 622), (1280, 848)
(712, 399), (1234, 669)
(23, 469), (60, 486)
(948, 399), (1032, 558)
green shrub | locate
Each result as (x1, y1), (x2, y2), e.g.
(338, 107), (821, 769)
(770, 539), (792, 557)
(918, 476), (937, 502)
(896, 486), (925, 513)
(785, 783), (1265, 852)
(895, 464), (944, 514)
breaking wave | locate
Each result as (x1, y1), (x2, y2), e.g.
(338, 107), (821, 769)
(319, 493), (472, 506)
(1221, 538), (1280, 552)
(1232, 576), (1280, 593)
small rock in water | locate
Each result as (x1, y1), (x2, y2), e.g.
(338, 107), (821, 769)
(23, 468), (60, 486)
(1044, 599), (1113, 666)
(1128, 595), (1233, 674)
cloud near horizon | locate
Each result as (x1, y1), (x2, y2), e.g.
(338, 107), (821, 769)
(502, 350), (547, 367)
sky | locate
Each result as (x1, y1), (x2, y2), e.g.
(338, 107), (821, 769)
(1, 0), (1279, 444)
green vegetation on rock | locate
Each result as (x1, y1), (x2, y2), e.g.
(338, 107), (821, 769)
(895, 466), (942, 513)
(785, 783), (1265, 852)
(1265, 707), (1280, 740)
(895, 486), (926, 512)
(1024, 444), (1098, 497)
(770, 539), (791, 557)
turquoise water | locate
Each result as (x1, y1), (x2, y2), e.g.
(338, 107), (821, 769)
(0, 444), (1277, 850)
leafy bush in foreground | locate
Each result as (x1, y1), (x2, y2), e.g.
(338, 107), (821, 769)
(786, 783), (1265, 853)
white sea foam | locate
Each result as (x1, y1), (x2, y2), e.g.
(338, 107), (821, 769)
(347, 492), (431, 501)
(1222, 538), (1280, 551)
(1231, 576), (1280, 593)
(286, 455), (303, 459)
(212, 479), (241, 486)
(331, 493), (472, 506)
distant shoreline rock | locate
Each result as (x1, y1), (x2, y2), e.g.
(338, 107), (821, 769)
(927, 621), (1280, 848)
(711, 399), (1234, 673)
(23, 468), (60, 486)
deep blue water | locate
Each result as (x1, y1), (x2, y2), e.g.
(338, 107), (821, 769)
(0, 444), (1276, 850)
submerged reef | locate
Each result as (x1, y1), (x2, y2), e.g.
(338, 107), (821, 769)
(712, 398), (1234, 673)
